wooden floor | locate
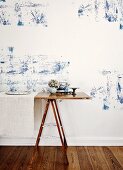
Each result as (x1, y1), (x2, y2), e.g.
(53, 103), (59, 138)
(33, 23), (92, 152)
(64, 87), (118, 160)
(0, 146), (123, 170)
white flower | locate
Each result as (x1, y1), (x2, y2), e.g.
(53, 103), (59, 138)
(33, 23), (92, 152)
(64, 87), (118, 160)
(48, 79), (59, 88)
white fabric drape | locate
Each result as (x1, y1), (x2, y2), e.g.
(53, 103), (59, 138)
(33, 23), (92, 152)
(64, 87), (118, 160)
(0, 93), (37, 137)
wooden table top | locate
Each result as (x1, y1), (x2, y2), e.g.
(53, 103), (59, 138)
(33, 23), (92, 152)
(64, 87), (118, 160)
(35, 92), (91, 100)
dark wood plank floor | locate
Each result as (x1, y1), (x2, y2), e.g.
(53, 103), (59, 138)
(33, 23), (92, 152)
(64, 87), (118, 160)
(0, 146), (123, 170)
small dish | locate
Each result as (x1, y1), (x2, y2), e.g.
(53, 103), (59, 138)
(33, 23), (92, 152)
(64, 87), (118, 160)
(5, 91), (30, 95)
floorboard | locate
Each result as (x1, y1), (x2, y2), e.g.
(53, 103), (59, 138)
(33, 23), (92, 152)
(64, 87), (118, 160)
(0, 146), (123, 170)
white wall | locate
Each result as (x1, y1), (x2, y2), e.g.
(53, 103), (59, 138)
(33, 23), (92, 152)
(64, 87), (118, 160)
(0, 0), (123, 145)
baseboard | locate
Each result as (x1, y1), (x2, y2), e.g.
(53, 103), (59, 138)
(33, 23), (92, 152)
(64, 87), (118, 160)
(67, 137), (123, 146)
(1, 137), (123, 146)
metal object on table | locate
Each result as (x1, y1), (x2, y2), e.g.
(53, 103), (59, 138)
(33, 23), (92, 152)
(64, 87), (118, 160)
(57, 87), (79, 96)
(71, 87), (78, 96)
(56, 89), (72, 95)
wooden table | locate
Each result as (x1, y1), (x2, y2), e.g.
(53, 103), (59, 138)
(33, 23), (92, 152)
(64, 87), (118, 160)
(35, 92), (91, 164)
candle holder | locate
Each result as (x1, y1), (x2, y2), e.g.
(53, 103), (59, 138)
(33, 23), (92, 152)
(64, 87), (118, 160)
(71, 87), (78, 96)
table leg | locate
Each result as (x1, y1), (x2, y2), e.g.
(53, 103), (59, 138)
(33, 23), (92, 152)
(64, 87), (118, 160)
(35, 99), (50, 148)
(51, 100), (69, 164)
(51, 100), (64, 146)
(53, 99), (68, 148)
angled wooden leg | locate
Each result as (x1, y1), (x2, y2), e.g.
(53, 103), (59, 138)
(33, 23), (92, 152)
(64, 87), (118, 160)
(35, 99), (50, 148)
(51, 100), (64, 146)
(53, 99), (68, 148)
(51, 100), (69, 165)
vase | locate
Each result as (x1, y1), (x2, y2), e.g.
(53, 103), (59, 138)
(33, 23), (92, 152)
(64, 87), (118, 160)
(48, 87), (57, 94)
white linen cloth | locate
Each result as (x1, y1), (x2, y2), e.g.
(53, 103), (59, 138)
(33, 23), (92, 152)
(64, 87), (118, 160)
(0, 92), (37, 137)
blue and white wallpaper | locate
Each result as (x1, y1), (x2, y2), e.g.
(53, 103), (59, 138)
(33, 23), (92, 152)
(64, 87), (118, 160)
(90, 70), (123, 110)
(0, 0), (123, 112)
(0, 47), (70, 92)
(0, 0), (48, 26)
(0, 0), (123, 29)
(78, 0), (123, 30)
